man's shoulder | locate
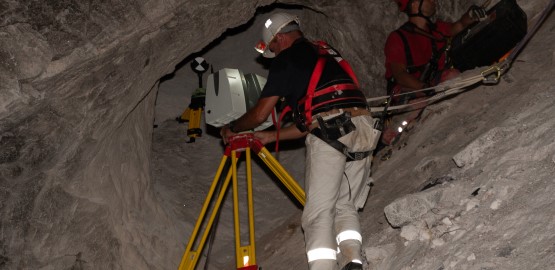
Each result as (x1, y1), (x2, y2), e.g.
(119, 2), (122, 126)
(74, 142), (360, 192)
(277, 38), (317, 62)
(289, 38), (316, 52)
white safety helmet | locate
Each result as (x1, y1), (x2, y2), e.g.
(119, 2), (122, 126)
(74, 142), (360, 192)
(254, 12), (300, 58)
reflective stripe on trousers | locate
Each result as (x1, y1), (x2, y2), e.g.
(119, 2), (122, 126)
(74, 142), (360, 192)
(336, 230), (362, 244)
(307, 248), (337, 262)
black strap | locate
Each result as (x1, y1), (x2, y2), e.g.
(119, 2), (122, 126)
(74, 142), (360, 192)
(406, 0), (435, 26)
(396, 30), (414, 69)
(310, 115), (371, 162)
(311, 128), (370, 162)
(386, 28), (426, 94)
(345, 151), (371, 162)
(398, 22), (447, 84)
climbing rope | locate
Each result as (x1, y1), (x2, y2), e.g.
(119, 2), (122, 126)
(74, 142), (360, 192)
(367, 65), (498, 113)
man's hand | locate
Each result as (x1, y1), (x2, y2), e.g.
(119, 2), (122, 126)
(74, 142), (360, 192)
(468, 5), (488, 21)
(220, 125), (237, 145)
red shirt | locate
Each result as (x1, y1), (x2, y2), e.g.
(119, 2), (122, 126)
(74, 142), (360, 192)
(384, 20), (453, 80)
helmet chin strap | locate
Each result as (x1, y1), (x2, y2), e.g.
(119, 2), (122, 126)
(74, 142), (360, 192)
(407, 0), (435, 28)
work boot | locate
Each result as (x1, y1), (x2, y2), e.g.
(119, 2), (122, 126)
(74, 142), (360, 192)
(341, 261), (363, 270)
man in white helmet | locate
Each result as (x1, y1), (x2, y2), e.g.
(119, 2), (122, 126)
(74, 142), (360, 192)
(221, 12), (380, 270)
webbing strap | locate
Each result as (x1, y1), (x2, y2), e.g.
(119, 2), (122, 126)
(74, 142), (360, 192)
(338, 59), (360, 87)
(304, 56), (327, 126)
(312, 83), (358, 98)
(311, 97), (367, 112)
(392, 24), (444, 81)
(315, 40), (360, 88)
(396, 30), (414, 69)
(310, 125), (370, 162)
(302, 41), (362, 126)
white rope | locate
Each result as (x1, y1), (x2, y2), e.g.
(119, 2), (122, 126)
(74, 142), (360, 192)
(367, 63), (505, 113)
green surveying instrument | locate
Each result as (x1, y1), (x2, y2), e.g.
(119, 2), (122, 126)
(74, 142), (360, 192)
(178, 68), (305, 270)
(176, 57), (210, 143)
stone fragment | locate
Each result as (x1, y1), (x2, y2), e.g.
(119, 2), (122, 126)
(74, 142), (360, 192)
(384, 189), (442, 227)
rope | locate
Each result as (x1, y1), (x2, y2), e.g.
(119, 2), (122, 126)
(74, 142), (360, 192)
(368, 68), (485, 113)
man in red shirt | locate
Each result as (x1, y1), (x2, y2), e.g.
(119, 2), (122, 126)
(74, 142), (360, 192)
(382, 0), (486, 145)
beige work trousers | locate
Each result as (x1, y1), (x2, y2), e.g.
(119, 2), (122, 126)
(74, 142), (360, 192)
(302, 115), (375, 270)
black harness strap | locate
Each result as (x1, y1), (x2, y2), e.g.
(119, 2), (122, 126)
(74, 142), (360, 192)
(395, 29), (425, 74)
(388, 22), (449, 93)
(310, 113), (370, 162)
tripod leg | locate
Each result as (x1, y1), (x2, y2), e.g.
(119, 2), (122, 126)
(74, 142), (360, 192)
(257, 146), (306, 206)
(246, 148), (256, 264)
(177, 107), (191, 123)
(232, 148), (257, 269)
(179, 154), (235, 270)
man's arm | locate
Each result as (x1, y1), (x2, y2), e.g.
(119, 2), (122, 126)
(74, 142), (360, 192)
(390, 62), (427, 90)
(220, 96), (280, 143)
(451, 5), (487, 36)
(254, 124), (308, 145)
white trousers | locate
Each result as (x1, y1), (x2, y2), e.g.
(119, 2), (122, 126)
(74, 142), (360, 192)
(302, 115), (374, 270)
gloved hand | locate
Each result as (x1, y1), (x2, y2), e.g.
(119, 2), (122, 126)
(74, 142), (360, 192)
(468, 5), (488, 21)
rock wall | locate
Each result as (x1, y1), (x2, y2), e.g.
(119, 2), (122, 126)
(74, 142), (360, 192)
(0, 0), (273, 269)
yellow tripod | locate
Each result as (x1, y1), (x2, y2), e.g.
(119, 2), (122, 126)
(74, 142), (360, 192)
(178, 133), (305, 270)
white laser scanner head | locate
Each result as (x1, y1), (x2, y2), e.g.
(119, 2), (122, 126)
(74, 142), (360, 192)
(204, 68), (274, 131)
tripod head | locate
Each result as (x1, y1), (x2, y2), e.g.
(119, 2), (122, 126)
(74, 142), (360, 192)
(224, 132), (264, 156)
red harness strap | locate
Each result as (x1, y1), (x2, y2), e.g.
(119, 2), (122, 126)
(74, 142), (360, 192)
(303, 56), (327, 127)
(315, 41), (360, 88)
(300, 41), (361, 127)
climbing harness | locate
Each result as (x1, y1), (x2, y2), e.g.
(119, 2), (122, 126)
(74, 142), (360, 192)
(273, 41), (370, 160)
(386, 22), (449, 101)
(295, 41), (367, 131)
